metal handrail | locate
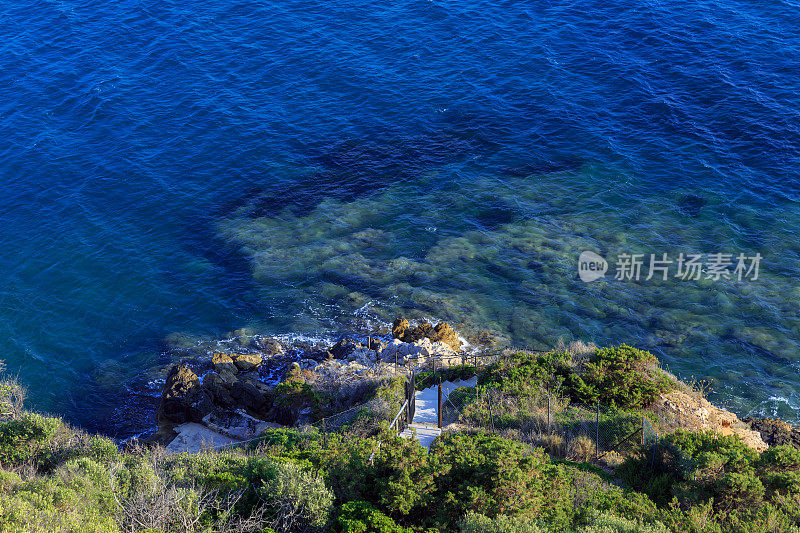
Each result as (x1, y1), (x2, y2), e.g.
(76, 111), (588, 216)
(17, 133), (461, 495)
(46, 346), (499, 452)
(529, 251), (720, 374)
(388, 399), (408, 430)
(370, 398), (410, 464)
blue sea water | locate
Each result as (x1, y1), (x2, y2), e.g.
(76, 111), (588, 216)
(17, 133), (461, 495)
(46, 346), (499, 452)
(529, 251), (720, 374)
(2, 0), (800, 435)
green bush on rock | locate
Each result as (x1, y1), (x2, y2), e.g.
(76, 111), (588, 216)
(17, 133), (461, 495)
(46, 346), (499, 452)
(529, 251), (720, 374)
(479, 345), (675, 410)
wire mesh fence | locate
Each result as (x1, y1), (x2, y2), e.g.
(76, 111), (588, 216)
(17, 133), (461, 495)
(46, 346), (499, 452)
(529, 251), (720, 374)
(310, 397), (390, 434)
(440, 386), (663, 463)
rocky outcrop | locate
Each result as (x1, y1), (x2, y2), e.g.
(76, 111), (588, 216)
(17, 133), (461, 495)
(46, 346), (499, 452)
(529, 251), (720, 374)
(391, 318), (461, 351)
(653, 389), (768, 452)
(329, 338), (361, 359)
(203, 372), (236, 408)
(212, 353), (238, 375)
(158, 365), (214, 425)
(392, 318), (411, 339)
(744, 418), (800, 449)
(232, 353), (262, 371)
(154, 321), (469, 447)
(213, 352), (263, 372)
(230, 378), (271, 416)
(157, 351), (273, 445)
(382, 338), (458, 365)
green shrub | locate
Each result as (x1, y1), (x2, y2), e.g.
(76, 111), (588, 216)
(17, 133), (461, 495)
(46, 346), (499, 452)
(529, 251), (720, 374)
(258, 459), (334, 532)
(480, 350), (572, 398)
(478, 345), (674, 412)
(336, 501), (412, 533)
(570, 345), (674, 409)
(459, 511), (547, 532)
(427, 432), (558, 527)
(759, 445), (800, 472)
(578, 510), (670, 533)
(619, 430), (762, 510)
(0, 413), (61, 465)
(88, 437), (119, 464)
(0, 457), (117, 532)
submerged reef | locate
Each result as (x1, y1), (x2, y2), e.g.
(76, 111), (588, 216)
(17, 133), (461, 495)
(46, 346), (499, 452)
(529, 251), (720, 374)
(213, 168), (800, 422)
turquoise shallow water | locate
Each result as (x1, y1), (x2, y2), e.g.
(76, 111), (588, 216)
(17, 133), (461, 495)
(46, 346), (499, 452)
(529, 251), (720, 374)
(1, 0), (799, 435)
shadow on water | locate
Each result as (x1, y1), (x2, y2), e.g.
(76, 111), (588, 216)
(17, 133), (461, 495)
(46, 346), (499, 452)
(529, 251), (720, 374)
(677, 193), (707, 218)
(214, 129), (503, 218)
(500, 158), (584, 177)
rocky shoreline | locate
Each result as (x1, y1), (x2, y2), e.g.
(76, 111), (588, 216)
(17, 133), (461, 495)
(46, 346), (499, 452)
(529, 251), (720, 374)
(139, 318), (799, 455)
(143, 318), (467, 450)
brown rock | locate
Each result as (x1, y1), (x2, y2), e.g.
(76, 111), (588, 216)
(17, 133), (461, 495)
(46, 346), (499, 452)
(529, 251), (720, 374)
(744, 417), (800, 448)
(230, 379), (269, 413)
(231, 353), (262, 371)
(212, 353), (239, 375)
(157, 364), (213, 425)
(402, 322), (433, 342)
(654, 390), (767, 452)
(392, 318), (410, 339)
(431, 322), (461, 351)
(329, 338), (362, 359)
(203, 372), (236, 409)
(392, 317), (461, 351)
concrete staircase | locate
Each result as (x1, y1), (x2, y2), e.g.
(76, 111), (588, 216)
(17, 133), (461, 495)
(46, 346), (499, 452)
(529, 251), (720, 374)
(400, 423), (441, 449)
(400, 376), (476, 449)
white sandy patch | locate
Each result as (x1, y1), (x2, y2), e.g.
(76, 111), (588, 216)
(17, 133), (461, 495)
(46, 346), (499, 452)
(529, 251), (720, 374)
(166, 422), (237, 453)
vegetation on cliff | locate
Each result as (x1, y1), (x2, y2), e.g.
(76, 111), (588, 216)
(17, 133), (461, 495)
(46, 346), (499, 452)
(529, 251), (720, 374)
(0, 345), (798, 532)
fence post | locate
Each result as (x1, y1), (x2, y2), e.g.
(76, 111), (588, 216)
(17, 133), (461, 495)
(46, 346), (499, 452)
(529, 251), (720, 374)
(487, 390), (496, 433)
(642, 415), (645, 446)
(437, 382), (443, 429)
(595, 402), (600, 460)
(547, 395), (551, 435)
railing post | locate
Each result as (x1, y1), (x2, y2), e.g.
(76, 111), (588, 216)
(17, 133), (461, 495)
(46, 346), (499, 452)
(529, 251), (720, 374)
(595, 402), (600, 460)
(642, 415), (645, 446)
(547, 395), (551, 435)
(437, 382), (443, 429)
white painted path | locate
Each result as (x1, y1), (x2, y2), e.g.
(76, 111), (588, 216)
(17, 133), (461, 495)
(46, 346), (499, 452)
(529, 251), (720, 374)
(400, 377), (476, 448)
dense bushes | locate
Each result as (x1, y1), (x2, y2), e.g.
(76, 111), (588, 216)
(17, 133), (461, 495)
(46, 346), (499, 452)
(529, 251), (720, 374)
(459, 510), (672, 533)
(3, 414), (800, 532)
(427, 432), (556, 524)
(619, 430), (800, 532)
(0, 413), (60, 465)
(335, 501), (412, 533)
(571, 346), (675, 409)
(2, 349), (800, 532)
(480, 345), (675, 410)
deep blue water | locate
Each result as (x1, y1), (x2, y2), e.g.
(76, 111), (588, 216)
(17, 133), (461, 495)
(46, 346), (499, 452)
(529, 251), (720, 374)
(2, 0), (800, 435)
